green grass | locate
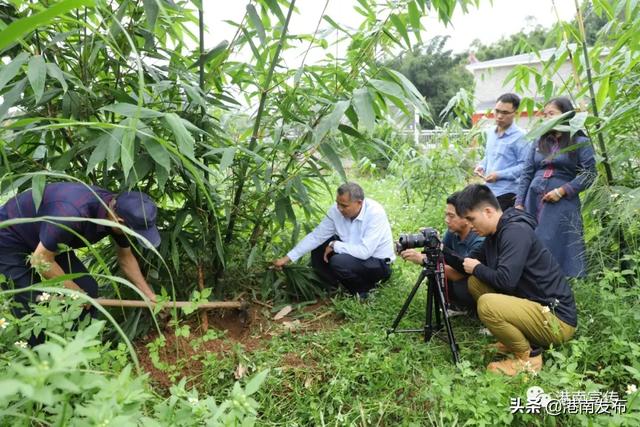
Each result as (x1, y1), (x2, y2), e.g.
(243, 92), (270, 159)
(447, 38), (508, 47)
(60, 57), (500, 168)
(191, 173), (640, 425)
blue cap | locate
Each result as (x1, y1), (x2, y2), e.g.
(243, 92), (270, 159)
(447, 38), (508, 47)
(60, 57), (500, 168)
(115, 191), (161, 248)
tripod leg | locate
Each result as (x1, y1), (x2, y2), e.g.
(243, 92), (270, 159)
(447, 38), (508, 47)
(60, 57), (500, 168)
(424, 277), (435, 342)
(388, 270), (427, 335)
(434, 278), (460, 364)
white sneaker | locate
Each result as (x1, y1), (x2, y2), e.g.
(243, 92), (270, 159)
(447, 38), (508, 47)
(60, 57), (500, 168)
(446, 308), (468, 317)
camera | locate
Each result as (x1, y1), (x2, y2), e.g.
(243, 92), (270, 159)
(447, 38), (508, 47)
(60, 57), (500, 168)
(395, 227), (441, 254)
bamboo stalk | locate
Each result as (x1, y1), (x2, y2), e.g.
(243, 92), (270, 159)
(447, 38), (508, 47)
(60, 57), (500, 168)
(197, 263), (209, 330)
(96, 299), (247, 310)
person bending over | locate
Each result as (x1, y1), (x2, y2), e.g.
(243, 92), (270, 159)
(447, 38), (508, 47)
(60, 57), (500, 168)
(455, 184), (577, 376)
(273, 182), (394, 296)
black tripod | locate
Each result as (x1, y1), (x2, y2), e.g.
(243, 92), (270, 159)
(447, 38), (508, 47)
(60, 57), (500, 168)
(387, 251), (460, 364)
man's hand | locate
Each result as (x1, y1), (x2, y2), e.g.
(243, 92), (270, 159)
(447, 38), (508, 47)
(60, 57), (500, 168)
(474, 166), (486, 179)
(484, 171), (499, 183)
(323, 243), (334, 263)
(463, 257), (481, 274)
(117, 246), (157, 303)
(400, 249), (425, 265)
(31, 243), (84, 292)
(542, 187), (565, 203)
(272, 256), (291, 270)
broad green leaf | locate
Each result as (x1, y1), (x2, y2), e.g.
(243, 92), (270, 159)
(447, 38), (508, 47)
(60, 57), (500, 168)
(274, 197), (289, 226)
(142, 0), (159, 29)
(86, 138), (109, 173)
(314, 100), (349, 144)
(101, 102), (164, 118)
(262, 0), (285, 23)
(319, 142), (346, 181)
(0, 52), (29, 91)
(219, 147), (236, 170)
(525, 111), (574, 141)
(595, 75), (610, 111)
(352, 88), (375, 134)
(165, 113), (195, 160)
(389, 14), (410, 48)
(188, 40), (229, 70)
(246, 4), (266, 44)
(46, 62), (68, 92)
(31, 175), (46, 211)
(27, 55), (46, 103)
(0, 78), (26, 120)
(369, 79), (404, 100)
(120, 128), (136, 180)
(245, 369), (270, 395)
(143, 138), (171, 173)
(407, 2), (421, 36)
(0, 0), (96, 51)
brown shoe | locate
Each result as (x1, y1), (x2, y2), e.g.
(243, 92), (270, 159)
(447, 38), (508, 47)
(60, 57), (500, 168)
(487, 350), (543, 376)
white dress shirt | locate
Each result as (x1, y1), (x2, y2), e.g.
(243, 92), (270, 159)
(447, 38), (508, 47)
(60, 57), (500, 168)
(287, 198), (396, 262)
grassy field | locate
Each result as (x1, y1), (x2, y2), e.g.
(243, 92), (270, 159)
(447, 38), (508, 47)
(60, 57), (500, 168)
(148, 174), (639, 426)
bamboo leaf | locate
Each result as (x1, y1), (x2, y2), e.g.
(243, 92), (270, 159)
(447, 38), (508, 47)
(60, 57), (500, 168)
(314, 100), (349, 144)
(27, 55), (46, 104)
(0, 52), (29, 92)
(246, 4), (266, 44)
(352, 88), (375, 134)
(31, 175), (46, 211)
(219, 147), (236, 171)
(46, 63), (68, 92)
(101, 102), (164, 118)
(142, 0), (159, 29)
(0, 78), (26, 120)
(164, 113), (195, 160)
(188, 40), (229, 70)
(389, 14), (410, 48)
(319, 142), (346, 181)
(407, 2), (421, 38)
(596, 74), (610, 111)
(143, 138), (171, 173)
(0, 0), (96, 51)
(120, 128), (136, 180)
(262, 0), (285, 23)
(86, 138), (109, 173)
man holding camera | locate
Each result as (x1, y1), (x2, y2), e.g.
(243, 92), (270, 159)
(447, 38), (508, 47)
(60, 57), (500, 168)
(400, 192), (484, 314)
(474, 93), (529, 211)
(453, 184), (577, 376)
(273, 182), (394, 296)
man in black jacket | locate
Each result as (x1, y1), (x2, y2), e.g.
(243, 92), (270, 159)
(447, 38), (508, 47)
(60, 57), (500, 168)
(455, 184), (577, 376)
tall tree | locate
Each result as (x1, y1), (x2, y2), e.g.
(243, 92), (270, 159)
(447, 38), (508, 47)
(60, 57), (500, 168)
(387, 36), (474, 128)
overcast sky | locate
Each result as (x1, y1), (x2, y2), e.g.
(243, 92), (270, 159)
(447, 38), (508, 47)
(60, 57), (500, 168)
(203, 0), (576, 60)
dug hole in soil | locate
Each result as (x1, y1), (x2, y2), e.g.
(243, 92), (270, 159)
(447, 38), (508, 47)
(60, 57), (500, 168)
(134, 300), (342, 391)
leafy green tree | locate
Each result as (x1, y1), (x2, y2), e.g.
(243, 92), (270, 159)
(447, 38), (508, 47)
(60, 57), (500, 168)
(387, 36), (474, 128)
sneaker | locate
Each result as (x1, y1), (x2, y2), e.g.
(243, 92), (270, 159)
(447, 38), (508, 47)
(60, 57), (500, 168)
(446, 308), (468, 317)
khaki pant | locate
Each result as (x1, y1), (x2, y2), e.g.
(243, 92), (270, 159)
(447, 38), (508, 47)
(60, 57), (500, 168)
(468, 276), (576, 353)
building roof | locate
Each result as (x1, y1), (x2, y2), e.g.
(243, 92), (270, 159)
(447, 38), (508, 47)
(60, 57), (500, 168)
(467, 45), (575, 72)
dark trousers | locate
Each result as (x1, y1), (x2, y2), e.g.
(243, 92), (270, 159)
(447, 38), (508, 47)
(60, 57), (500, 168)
(496, 192), (516, 211)
(448, 278), (475, 310)
(310, 239), (391, 294)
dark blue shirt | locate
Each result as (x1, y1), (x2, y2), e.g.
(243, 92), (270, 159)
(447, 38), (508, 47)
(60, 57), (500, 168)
(0, 183), (130, 252)
(443, 229), (484, 258)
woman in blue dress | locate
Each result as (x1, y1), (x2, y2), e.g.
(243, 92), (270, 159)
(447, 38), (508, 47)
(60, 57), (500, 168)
(515, 97), (597, 277)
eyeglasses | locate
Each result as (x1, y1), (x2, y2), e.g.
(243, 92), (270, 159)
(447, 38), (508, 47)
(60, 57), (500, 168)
(494, 109), (515, 116)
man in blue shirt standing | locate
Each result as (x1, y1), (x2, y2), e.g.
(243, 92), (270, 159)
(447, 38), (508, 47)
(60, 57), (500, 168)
(273, 182), (394, 296)
(400, 192), (484, 313)
(474, 93), (529, 210)
(0, 182), (160, 317)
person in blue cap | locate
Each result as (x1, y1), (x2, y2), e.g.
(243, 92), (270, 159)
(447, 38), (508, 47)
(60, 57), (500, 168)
(0, 182), (160, 314)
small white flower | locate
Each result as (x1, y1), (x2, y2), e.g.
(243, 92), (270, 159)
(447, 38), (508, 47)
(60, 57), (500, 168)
(541, 306), (550, 314)
(188, 396), (199, 405)
(70, 293), (80, 301)
(14, 340), (28, 349)
(0, 318), (8, 329)
(627, 384), (637, 395)
(543, 320), (549, 326)
(611, 193), (620, 199)
(36, 292), (51, 303)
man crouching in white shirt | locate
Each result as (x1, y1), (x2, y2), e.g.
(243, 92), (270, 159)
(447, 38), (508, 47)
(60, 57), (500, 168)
(272, 182), (395, 296)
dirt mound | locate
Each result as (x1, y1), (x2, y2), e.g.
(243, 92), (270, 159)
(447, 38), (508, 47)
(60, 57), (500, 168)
(135, 299), (341, 391)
